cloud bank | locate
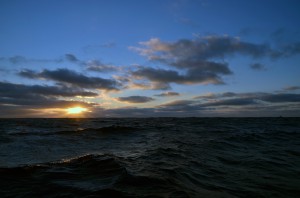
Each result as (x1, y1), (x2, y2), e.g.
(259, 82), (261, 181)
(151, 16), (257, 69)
(19, 68), (120, 90)
(117, 96), (155, 103)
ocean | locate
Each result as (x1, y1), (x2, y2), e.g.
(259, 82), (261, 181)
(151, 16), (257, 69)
(0, 118), (299, 198)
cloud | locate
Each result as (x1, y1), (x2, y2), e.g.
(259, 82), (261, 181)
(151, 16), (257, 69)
(193, 92), (217, 99)
(154, 91), (180, 97)
(249, 63), (266, 71)
(0, 96), (92, 108)
(283, 86), (300, 91)
(159, 99), (195, 107)
(85, 60), (118, 72)
(195, 92), (268, 100)
(0, 55), (62, 64)
(65, 54), (79, 62)
(201, 98), (258, 107)
(18, 68), (120, 90)
(0, 99), (94, 118)
(260, 93), (300, 103)
(129, 81), (171, 90)
(158, 99), (198, 110)
(9, 56), (28, 64)
(133, 36), (271, 61)
(0, 81), (98, 98)
(116, 96), (155, 103)
(0, 81), (96, 113)
(18, 69), (40, 78)
(270, 42), (300, 58)
(194, 91), (300, 104)
(132, 66), (227, 87)
(130, 35), (300, 88)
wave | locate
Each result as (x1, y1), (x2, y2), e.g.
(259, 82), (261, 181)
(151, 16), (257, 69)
(0, 154), (128, 197)
(58, 125), (139, 135)
(7, 125), (139, 137)
(0, 154), (197, 198)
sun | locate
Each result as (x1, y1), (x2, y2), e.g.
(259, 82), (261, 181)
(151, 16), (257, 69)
(66, 107), (88, 114)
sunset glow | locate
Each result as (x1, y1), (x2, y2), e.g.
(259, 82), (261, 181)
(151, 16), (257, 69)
(66, 107), (87, 114)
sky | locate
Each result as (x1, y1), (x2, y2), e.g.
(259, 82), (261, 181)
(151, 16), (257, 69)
(0, 0), (300, 117)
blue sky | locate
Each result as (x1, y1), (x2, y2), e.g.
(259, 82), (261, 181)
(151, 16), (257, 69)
(0, 0), (300, 117)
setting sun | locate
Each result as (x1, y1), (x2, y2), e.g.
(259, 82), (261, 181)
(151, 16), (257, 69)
(66, 107), (87, 114)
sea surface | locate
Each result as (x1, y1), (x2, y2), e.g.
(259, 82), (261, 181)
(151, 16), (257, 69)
(0, 118), (299, 198)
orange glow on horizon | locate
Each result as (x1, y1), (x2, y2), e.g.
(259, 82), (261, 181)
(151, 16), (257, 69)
(66, 107), (88, 114)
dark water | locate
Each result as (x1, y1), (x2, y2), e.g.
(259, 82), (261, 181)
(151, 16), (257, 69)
(0, 118), (299, 198)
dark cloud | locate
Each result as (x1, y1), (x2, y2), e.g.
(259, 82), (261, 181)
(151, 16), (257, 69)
(19, 69), (40, 79)
(194, 92), (238, 99)
(154, 92), (180, 97)
(117, 96), (155, 103)
(18, 68), (120, 90)
(0, 96), (91, 108)
(134, 36), (271, 62)
(260, 93), (300, 103)
(283, 86), (300, 91)
(131, 35), (300, 88)
(0, 81), (95, 113)
(132, 67), (184, 84)
(201, 98), (258, 107)
(193, 93), (217, 99)
(194, 92), (300, 104)
(250, 63), (266, 71)
(159, 100), (195, 107)
(157, 100), (204, 114)
(0, 81), (98, 98)
(65, 54), (79, 62)
(0, 99), (95, 118)
(195, 92), (268, 100)
(85, 60), (118, 72)
(132, 66), (227, 86)
(221, 92), (237, 97)
(270, 42), (300, 58)
(172, 60), (232, 73)
(130, 82), (171, 90)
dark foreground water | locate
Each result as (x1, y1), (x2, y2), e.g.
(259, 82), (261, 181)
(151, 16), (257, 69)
(0, 118), (299, 198)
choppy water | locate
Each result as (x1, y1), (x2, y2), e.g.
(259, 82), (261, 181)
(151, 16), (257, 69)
(0, 118), (299, 197)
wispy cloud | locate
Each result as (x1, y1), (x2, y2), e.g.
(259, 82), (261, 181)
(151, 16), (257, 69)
(85, 60), (119, 73)
(0, 55), (62, 64)
(249, 63), (267, 71)
(65, 54), (79, 62)
(283, 86), (300, 91)
(194, 91), (300, 104)
(117, 96), (155, 103)
(154, 91), (180, 97)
